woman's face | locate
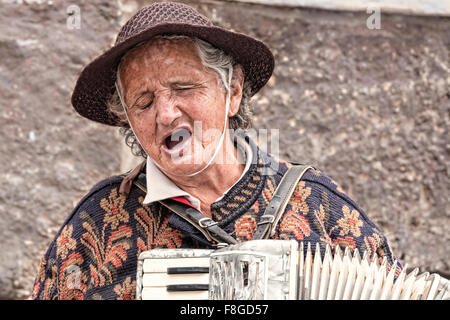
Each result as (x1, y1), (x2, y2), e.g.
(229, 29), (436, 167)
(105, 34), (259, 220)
(118, 38), (242, 176)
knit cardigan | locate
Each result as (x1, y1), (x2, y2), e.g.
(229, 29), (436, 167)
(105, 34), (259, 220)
(31, 138), (400, 300)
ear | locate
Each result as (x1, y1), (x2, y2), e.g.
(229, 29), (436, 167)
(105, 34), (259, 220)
(228, 65), (244, 117)
(114, 88), (130, 124)
(117, 112), (128, 124)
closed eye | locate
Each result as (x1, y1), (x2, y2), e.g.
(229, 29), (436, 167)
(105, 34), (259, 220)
(138, 101), (152, 110)
(174, 86), (196, 92)
(172, 82), (203, 92)
(132, 93), (153, 110)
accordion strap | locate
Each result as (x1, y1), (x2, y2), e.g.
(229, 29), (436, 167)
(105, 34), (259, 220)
(158, 198), (238, 246)
(119, 163), (237, 247)
(253, 164), (313, 240)
(119, 161), (312, 245)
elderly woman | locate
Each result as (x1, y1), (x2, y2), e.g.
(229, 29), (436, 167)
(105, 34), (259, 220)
(32, 2), (399, 300)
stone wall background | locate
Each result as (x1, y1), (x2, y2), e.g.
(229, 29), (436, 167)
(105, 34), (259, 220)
(0, 0), (122, 299)
(0, 0), (448, 299)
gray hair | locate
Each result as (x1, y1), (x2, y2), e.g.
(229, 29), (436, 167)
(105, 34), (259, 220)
(107, 35), (253, 158)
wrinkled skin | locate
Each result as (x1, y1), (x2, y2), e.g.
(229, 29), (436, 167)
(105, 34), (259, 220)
(118, 38), (245, 217)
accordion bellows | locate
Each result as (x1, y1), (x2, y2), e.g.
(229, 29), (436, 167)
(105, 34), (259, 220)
(136, 240), (449, 300)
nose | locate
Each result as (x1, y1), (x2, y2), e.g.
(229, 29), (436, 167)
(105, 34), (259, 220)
(154, 91), (182, 127)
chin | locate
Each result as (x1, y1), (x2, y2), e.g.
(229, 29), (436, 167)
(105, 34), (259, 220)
(160, 162), (207, 177)
(164, 147), (221, 176)
(155, 135), (218, 175)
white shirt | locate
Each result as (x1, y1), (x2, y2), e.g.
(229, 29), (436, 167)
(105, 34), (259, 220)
(143, 135), (253, 212)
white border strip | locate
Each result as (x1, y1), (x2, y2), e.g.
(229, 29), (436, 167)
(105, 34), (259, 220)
(223, 0), (450, 16)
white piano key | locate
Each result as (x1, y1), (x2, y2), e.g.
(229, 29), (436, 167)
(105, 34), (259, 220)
(303, 242), (313, 300)
(380, 256), (387, 269)
(369, 264), (386, 300)
(369, 253), (380, 271)
(318, 244), (332, 300)
(343, 248), (361, 300)
(334, 246), (350, 300)
(143, 257), (210, 273)
(443, 284), (450, 300)
(287, 243), (299, 300)
(352, 248), (361, 261)
(310, 244), (323, 300)
(327, 245), (343, 300)
(360, 267), (374, 300)
(142, 287), (209, 300)
(350, 250), (366, 300)
(297, 242), (305, 300)
(369, 254), (381, 280)
(434, 281), (449, 300)
(424, 273), (441, 300)
(351, 267), (365, 300)
(143, 272), (209, 287)
(358, 251), (373, 300)
(400, 268), (419, 300)
(379, 260), (398, 300)
(410, 272), (429, 300)
(391, 264), (407, 300)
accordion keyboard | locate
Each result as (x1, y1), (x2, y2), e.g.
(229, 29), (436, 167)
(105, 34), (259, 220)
(137, 249), (213, 300)
(136, 240), (450, 300)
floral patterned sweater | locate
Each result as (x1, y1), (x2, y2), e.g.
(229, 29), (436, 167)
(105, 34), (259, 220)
(31, 138), (400, 300)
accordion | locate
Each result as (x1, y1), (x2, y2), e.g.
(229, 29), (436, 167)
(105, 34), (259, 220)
(136, 240), (449, 300)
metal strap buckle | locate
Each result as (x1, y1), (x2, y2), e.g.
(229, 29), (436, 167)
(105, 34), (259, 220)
(198, 217), (218, 229)
(215, 243), (229, 249)
(257, 214), (275, 226)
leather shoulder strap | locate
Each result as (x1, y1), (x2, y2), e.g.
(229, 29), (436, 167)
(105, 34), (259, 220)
(253, 164), (313, 240)
(119, 160), (312, 244)
(119, 160), (146, 197)
(159, 199), (237, 246)
(121, 163), (237, 247)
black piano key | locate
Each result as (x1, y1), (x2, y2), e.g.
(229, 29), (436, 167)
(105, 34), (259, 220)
(166, 284), (209, 291)
(167, 267), (209, 274)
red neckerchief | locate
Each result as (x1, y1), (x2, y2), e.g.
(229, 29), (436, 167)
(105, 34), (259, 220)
(171, 196), (196, 209)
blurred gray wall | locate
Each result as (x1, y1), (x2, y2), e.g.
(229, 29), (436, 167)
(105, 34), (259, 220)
(0, 0), (122, 299)
(0, 0), (448, 299)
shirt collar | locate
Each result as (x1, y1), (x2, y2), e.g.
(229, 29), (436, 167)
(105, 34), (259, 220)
(143, 134), (253, 210)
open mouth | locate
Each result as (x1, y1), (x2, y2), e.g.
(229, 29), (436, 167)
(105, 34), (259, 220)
(163, 127), (192, 153)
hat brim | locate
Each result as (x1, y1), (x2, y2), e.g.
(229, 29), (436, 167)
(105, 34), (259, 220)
(71, 23), (274, 126)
